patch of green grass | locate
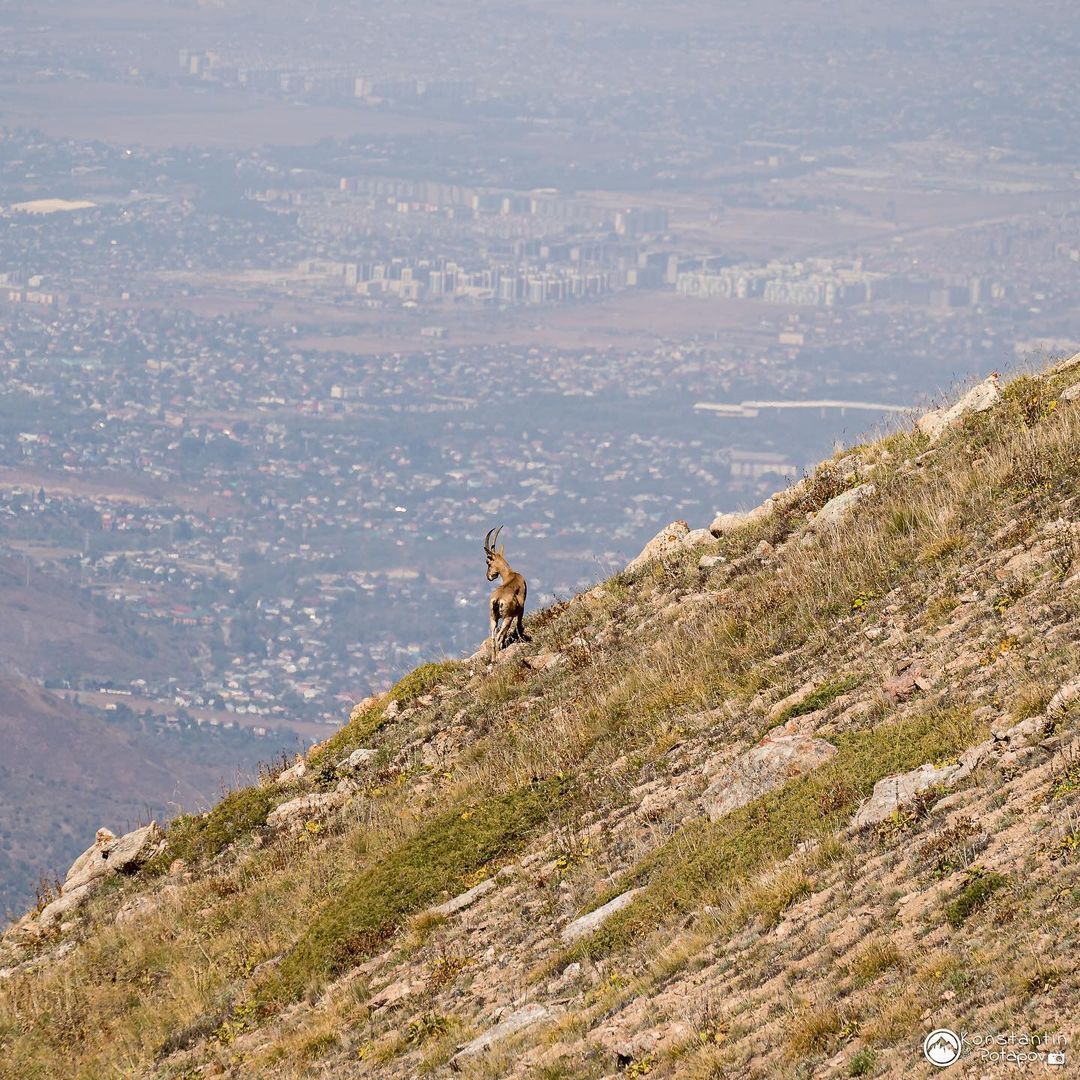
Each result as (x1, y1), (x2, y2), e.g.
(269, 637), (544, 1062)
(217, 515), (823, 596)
(388, 660), (460, 705)
(943, 869), (1007, 928)
(307, 661), (460, 775)
(848, 1047), (877, 1076)
(565, 709), (982, 963)
(144, 784), (279, 873)
(775, 673), (865, 724)
(267, 776), (574, 1000)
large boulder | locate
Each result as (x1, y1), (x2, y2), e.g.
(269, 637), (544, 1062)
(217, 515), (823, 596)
(39, 822), (164, 927)
(624, 520), (690, 573)
(804, 483), (875, 537)
(916, 374), (1001, 443)
(62, 823), (163, 894)
(702, 734), (838, 821)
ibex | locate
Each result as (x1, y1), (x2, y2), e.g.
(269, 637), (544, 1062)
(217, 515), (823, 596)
(484, 525), (527, 657)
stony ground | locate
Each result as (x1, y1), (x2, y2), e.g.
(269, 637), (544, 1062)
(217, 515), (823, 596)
(1, 358), (1078, 1080)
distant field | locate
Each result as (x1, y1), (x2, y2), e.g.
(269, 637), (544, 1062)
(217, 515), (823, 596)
(0, 80), (463, 148)
(291, 292), (780, 354)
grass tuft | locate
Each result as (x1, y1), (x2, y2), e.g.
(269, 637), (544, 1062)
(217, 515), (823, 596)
(943, 869), (1007, 928)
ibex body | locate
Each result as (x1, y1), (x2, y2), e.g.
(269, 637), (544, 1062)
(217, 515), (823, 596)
(484, 526), (527, 657)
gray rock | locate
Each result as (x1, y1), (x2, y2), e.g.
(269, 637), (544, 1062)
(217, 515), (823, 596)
(266, 790), (348, 831)
(429, 877), (497, 918)
(560, 888), (643, 945)
(453, 1003), (552, 1060)
(709, 499), (773, 537)
(683, 527), (714, 549)
(702, 735), (838, 822)
(698, 554), (725, 570)
(37, 883), (95, 928)
(62, 822), (164, 895)
(916, 374), (1001, 443)
(1048, 350), (1080, 375)
(337, 747), (378, 772)
(624, 520), (690, 573)
(805, 483), (876, 536)
(853, 763), (961, 828)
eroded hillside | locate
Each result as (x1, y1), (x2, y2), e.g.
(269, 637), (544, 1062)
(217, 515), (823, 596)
(2, 358), (1079, 1080)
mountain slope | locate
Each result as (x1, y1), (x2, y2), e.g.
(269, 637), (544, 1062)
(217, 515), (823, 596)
(1, 357), (1079, 1079)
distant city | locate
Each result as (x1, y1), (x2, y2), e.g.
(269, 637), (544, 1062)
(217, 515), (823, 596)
(0, 0), (1077, 908)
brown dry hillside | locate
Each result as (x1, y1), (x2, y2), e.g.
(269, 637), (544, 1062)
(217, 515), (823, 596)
(1, 357), (1079, 1080)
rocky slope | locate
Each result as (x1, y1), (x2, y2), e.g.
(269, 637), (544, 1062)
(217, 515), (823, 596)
(2, 357), (1079, 1080)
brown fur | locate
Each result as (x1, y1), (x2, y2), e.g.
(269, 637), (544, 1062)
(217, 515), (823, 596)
(484, 526), (528, 656)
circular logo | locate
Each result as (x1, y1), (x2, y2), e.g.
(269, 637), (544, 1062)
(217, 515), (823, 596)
(924, 1028), (963, 1067)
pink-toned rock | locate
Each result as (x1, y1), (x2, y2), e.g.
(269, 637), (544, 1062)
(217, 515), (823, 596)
(702, 734), (837, 821)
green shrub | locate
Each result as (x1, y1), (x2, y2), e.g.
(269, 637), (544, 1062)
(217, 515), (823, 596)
(774, 673), (864, 725)
(944, 869), (1007, 928)
(848, 1047), (877, 1076)
(144, 784), (279, 873)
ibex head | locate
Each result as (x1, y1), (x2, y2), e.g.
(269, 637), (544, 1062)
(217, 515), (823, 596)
(484, 525), (509, 581)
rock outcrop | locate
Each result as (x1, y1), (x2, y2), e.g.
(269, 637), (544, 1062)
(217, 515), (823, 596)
(702, 734), (838, 821)
(625, 520), (715, 572)
(915, 373), (1001, 442)
(37, 822), (163, 927)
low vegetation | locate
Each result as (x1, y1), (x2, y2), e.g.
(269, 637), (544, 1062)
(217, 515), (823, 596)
(564, 709), (982, 963)
(268, 775), (573, 999)
(144, 782), (279, 872)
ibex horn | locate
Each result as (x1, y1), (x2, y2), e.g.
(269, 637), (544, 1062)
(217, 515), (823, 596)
(484, 527), (496, 553)
(490, 525), (504, 551)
